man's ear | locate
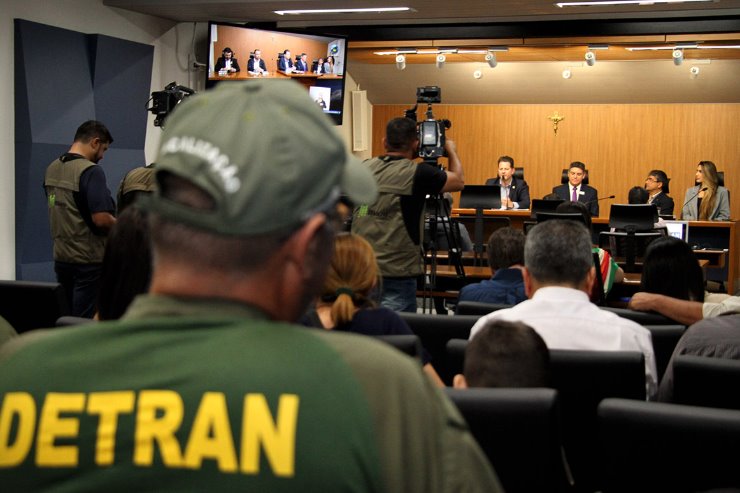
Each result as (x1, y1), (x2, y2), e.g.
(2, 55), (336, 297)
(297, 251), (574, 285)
(584, 266), (597, 295)
(523, 267), (535, 299)
(453, 374), (468, 389)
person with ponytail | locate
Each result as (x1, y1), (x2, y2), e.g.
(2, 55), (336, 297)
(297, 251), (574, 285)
(682, 161), (730, 221)
(307, 233), (444, 386)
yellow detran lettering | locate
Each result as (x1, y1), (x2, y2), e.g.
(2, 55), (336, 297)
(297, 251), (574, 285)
(36, 393), (86, 467)
(0, 392), (36, 466)
(87, 391), (135, 466)
(134, 390), (183, 467)
(240, 394), (299, 477)
(183, 392), (237, 472)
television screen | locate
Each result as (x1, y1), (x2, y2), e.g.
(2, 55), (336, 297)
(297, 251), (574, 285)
(206, 22), (348, 125)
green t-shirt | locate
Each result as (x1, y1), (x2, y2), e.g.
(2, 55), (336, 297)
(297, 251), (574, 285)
(0, 295), (500, 492)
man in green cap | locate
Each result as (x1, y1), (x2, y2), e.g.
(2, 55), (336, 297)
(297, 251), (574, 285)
(0, 81), (501, 492)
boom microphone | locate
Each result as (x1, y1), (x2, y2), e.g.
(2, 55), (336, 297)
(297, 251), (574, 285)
(682, 187), (708, 209)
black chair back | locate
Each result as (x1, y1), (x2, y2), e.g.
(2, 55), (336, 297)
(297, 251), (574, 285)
(598, 398), (740, 492)
(455, 301), (512, 316)
(673, 354), (740, 410)
(0, 280), (70, 333)
(446, 387), (571, 493)
(598, 230), (664, 273)
(514, 167), (524, 180)
(550, 349), (645, 492)
(398, 313), (479, 385)
(642, 324), (686, 383)
(374, 334), (422, 360)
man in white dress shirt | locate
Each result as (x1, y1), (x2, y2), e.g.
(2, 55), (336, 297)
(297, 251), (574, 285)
(469, 219), (658, 398)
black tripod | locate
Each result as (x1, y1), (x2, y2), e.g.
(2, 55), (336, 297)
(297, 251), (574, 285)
(422, 190), (466, 313)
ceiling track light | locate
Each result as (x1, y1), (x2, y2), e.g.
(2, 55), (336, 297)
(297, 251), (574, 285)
(690, 66), (700, 78)
(562, 68), (572, 79)
(485, 53), (498, 68)
(673, 49), (684, 66)
(436, 54), (446, 69)
(396, 54), (406, 70)
(585, 51), (596, 66)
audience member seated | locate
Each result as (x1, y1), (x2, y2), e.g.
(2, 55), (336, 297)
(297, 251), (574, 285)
(542, 192), (561, 201)
(304, 233), (444, 386)
(469, 220), (658, 398)
(458, 227), (527, 305)
(627, 185), (665, 228)
(454, 319), (549, 388)
(0, 315), (18, 346)
(214, 47), (240, 73)
(96, 206), (152, 320)
(658, 313), (740, 402)
(555, 201), (624, 297)
(645, 169), (674, 216)
(552, 161), (600, 217)
(629, 292), (740, 326)
(640, 236), (704, 303)
(682, 160), (730, 221)
(0, 81), (501, 491)
(484, 155), (530, 209)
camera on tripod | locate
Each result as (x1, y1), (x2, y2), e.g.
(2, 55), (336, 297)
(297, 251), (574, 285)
(146, 82), (195, 127)
(405, 86), (451, 162)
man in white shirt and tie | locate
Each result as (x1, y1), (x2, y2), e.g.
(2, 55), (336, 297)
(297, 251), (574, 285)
(552, 161), (599, 217)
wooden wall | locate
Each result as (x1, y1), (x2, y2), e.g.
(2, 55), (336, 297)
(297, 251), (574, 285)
(214, 25), (330, 72)
(371, 104), (740, 220)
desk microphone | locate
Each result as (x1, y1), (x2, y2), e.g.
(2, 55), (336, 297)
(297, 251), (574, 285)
(682, 187), (708, 209)
(585, 195), (615, 205)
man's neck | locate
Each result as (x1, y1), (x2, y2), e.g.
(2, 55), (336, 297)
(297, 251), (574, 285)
(500, 177), (512, 187)
(385, 150), (414, 160)
(649, 190), (661, 197)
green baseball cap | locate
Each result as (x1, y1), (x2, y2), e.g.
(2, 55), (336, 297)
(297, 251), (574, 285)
(144, 80), (377, 236)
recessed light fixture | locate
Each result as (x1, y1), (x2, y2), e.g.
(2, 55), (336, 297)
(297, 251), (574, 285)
(555, 0), (711, 6)
(275, 7), (411, 15)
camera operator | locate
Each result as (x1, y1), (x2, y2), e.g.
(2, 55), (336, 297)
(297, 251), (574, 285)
(352, 117), (464, 312)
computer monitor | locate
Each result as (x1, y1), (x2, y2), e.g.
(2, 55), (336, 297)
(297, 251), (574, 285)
(0, 280), (70, 333)
(459, 185), (501, 210)
(531, 198), (565, 219)
(663, 220), (690, 243)
(608, 204), (658, 231)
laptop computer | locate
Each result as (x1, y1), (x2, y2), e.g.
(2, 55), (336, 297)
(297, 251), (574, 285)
(459, 185), (501, 210)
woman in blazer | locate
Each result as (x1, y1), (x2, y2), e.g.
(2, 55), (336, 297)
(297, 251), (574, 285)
(682, 161), (730, 221)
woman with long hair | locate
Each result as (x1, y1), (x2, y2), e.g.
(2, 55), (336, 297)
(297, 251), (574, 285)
(307, 233), (444, 386)
(682, 161), (730, 221)
(640, 236), (705, 302)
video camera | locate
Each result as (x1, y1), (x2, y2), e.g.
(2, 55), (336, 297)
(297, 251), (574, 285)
(405, 86), (451, 162)
(146, 82), (195, 127)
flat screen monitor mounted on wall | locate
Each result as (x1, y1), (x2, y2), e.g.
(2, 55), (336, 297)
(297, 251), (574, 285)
(206, 22), (348, 125)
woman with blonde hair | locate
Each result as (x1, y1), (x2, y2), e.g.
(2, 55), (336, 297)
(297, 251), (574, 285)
(307, 233), (444, 386)
(682, 161), (730, 221)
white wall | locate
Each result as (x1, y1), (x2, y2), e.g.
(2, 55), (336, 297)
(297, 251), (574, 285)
(0, 0), (194, 279)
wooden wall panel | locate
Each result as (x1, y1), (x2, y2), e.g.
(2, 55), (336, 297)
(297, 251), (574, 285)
(371, 104), (740, 220)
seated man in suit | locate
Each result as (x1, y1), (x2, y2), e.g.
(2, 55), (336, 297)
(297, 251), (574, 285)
(278, 49), (294, 72)
(214, 47), (240, 73)
(645, 169), (674, 216)
(458, 227), (527, 305)
(552, 161), (599, 217)
(469, 219), (657, 398)
(485, 155), (530, 209)
(295, 53), (309, 73)
(247, 48), (269, 76)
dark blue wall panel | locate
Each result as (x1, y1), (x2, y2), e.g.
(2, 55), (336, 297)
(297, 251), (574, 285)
(14, 20), (153, 280)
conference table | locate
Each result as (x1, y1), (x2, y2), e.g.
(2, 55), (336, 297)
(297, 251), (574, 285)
(452, 208), (738, 294)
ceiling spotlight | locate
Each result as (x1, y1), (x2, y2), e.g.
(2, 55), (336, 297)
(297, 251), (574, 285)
(395, 54), (406, 70)
(585, 51), (596, 66)
(436, 54), (446, 69)
(562, 68), (572, 79)
(473, 70), (483, 79)
(673, 49), (684, 66)
(690, 66), (700, 78)
(485, 53), (497, 68)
